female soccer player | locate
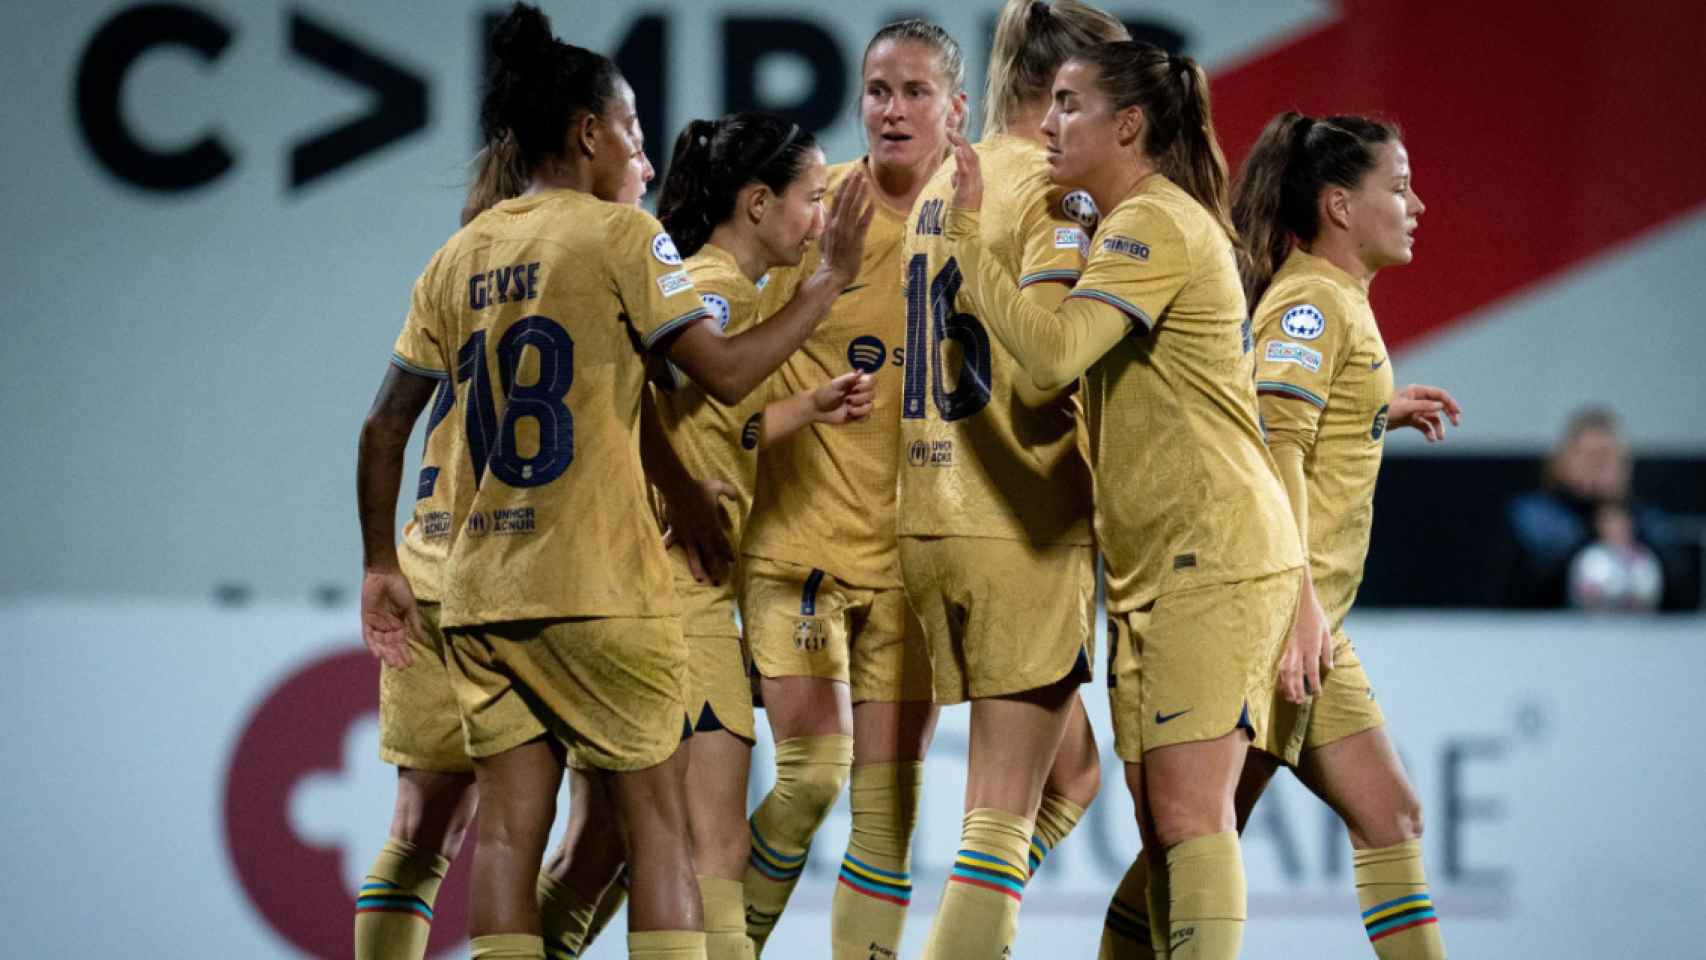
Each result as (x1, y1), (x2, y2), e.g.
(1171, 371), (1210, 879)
(351, 127), (655, 960)
(539, 112), (882, 960)
(356, 5), (871, 959)
(733, 20), (966, 959)
(895, 2), (1127, 956)
(945, 42), (1306, 960)
(1233, 111), (1458, 959)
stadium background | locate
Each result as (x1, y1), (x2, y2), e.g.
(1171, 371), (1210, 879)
(2, 1), (1702, 956)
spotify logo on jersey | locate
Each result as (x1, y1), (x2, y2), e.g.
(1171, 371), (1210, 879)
(847, 335), (887, 373)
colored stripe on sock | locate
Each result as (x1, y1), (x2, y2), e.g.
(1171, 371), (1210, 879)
(949, 850), (1026, 900)
(837, 853), (912, 905)
(355, 882), (432, 921)
(1027, 835), (1050, 876)
(1104, 896), (1150, 942)
(1363, 894), (1438, 941)
(749, 818), (808, 880)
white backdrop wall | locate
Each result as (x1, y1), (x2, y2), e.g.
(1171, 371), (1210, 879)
(2, 606), (1700, 958)
(1, 1), (1701, 602)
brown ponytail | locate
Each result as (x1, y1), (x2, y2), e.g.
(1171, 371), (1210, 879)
(1072, 42), (1235, 239)
(460, 133), (527, 226)
(1229, 111), (1399, 304)
(983, 0), (1127, 135)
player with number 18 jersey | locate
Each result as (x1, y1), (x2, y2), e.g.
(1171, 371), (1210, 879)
(390, 187), (712, 771)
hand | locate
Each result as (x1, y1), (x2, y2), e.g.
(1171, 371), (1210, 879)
(820, 169), (875, 286)
(659, 477), (737, 585)
(361, 569), (421, 669)
(813, 371), (875, 425)
(947, 131), (982, 213)
(1277, 584), (1332, 705)
(1388, 383), (1462, 442)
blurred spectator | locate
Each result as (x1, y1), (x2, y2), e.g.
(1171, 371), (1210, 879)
(1491, 407), (1697, 611)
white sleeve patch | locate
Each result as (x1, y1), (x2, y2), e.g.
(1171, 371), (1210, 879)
(1054, 227), (1085, 250)
(1279, 304), (1326, 340)
(700, 293), (732, 331)
(1263, 340), (1323, 372)
(657, 269), (692, 297)
(650, 231), (683, 265)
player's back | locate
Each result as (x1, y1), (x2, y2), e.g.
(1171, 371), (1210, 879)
(898, 134), (1092, 546)
(416, 188), (710, 627)
(1079, 175), (1300, 610)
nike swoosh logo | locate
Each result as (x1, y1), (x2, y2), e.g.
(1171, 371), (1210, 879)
(842, 283), (867, 295)
(1155, 709), (1191, 724)
(1371, 357), (1387, 370)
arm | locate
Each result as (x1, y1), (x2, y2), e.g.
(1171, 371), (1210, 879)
(1263, 416), (1333, 704)
(760, 371), (875, 449)
(944, 133), (1136, 391)
(640, 386), (735, 585)
(356, 363), (438, 667)
(666, 173), (875, 405)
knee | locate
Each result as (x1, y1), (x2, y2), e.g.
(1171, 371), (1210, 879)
(390, 772), (479, 854)
(1148, 791), (1235, 850)
(1351, 795), (1424, 850)
(1058, 748), (1101, 809)
(776, 757), (852, 817)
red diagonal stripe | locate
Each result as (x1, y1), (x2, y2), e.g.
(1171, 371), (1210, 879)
(1212, 0), (1706, 350)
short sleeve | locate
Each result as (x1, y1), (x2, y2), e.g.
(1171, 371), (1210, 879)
(612, 209), (713, 350)
(390, 258), (448, 379)
(1253, 281), (1352, 414)
(1066, 200), (1188, 333)
(1017, 179), (1088, 289)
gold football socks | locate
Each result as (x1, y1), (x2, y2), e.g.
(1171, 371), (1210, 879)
(698, 875), (754, 960)
(920, 807), (1034, 959)
(1099, 851), (1162, 959)
(743, 734), (854, 953)
(1355, 840), (1445, 959)
(354, 837), (448, 960)
(1165, 832), (1245, 960)
(831, 761), (924, 959)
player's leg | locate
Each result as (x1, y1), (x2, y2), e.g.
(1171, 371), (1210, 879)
(687, 727), (757, 960)
(1138, 571), (1299, 960)
(1099, 612), (1167, 960)
(537, 769), (628, 959)
(609, 743), (707, 959)
(356, 768), (478, 960)
(468, 738), (565, 959)
(831, 588), (937, 960)
(739, 559), (857, 953)
(1297, 727), (1443, 959)
(921, 677), (1074, 959)
(359, 600), (478, 960)
(1032, 692), (1101, 876)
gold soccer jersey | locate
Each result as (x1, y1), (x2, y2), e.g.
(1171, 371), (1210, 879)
(898, 134), (1093, 545)
(1065, 176), (1301, 610)
(742, 160), (910, 589)
(1254, 249), (1394, 629)
(396, 370), (457, 602)
(390, 188), (712, 628)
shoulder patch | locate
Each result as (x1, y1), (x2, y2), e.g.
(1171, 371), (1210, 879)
(656, 269), (692, 297)
(1054, 227), (1085, 251)
(1263, 340), (1323, 372)
(1102, 236), (1150, 260)
(1280, 303), (1326, 340)
(700, 293), (731, 331)
(1061, 189), (1100, 230)
(651, 231), (683, 266)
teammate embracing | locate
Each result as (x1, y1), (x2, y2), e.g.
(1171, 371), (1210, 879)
(897, 2), (1128, 956)
(946, 42), (1306, 960)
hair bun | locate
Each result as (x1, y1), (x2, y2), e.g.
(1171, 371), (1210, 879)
(489, 3), (555, 71)
(1030, 1), (1051, 21)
